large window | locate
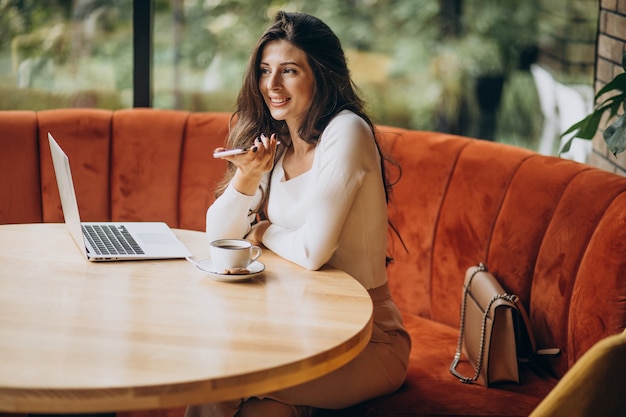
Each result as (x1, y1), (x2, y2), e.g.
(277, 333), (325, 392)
(2, 0), (595, 153)
(0, 1), (443, 126)
(151, 0), (442, 125)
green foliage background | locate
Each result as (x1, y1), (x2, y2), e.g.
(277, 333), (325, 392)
(0, 0), (544, 149)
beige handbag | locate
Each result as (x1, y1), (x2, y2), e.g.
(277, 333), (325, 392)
(449, 263), (537, 386)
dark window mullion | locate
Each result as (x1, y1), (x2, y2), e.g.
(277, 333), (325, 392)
(133, 0), (153, 108)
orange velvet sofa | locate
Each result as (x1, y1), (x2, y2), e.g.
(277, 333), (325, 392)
(1, 108), (625, 417)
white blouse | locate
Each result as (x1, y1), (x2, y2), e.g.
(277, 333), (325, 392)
(206, 110), (389, 289)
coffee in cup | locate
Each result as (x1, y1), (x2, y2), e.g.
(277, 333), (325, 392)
(210, 239), (262, 274)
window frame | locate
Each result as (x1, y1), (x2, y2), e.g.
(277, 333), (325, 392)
(133, 0), (153, 107)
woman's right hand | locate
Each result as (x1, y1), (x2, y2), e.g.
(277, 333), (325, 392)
(216, 133), (279, 196)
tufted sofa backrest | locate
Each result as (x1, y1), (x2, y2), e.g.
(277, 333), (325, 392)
(378, 125), (626, 378)
(1, 108), (231, 231)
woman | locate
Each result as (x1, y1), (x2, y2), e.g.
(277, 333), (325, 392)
(187, 10), (410, 417)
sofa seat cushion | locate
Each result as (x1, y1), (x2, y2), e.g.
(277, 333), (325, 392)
(322, 314), (558, 417)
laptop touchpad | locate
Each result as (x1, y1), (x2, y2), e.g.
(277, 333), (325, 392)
(138, 233), (175, 245)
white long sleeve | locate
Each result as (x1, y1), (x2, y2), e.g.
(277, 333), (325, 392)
(263, 111), (388, 289)
(205, 176), (267, 242)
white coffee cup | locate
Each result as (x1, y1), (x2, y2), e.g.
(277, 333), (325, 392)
(209, 239), (262, 272)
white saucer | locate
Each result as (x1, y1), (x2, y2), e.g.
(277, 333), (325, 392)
(196, 259), (265, 282)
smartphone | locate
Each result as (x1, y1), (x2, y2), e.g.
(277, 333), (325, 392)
(213, 148), (248, 158)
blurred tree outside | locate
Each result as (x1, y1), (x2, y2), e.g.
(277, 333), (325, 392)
(0, 0), (131, 108)
(0, 0), (546, 151)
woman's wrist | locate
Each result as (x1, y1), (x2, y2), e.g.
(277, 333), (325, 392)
(232, 169), (263, 196)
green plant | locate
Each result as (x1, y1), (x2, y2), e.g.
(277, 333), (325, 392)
(561, 52), (626, 157)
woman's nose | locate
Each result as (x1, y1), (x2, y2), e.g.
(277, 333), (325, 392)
(267, 72), (281, 90)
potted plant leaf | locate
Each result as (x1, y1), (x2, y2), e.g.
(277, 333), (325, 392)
(561, 51), (626, 157)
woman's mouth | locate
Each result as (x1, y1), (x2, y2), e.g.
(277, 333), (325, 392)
(270, 97), (290, 105)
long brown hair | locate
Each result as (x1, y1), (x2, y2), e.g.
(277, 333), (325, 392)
(216, 11), (403, 255)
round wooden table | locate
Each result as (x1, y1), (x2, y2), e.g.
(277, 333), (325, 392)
(0, 224), (373, 413)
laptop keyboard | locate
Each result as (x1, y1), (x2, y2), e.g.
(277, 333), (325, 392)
(82, 224), (145, 255)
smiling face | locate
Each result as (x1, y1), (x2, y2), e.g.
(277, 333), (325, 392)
(259, 40), (315, 134)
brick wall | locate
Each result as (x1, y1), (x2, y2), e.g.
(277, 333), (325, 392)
(590, 0), (626, 176)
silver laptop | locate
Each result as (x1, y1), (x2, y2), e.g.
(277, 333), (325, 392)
(48, 132), (192, 261)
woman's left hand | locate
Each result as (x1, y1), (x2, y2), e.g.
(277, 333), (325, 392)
(247, 220), (270, 246)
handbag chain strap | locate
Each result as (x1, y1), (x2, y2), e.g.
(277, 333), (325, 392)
(450, 263), (518, 384)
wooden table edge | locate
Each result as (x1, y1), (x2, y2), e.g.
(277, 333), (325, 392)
(0, 318), (372, 413)
(0, 224), (374, 413)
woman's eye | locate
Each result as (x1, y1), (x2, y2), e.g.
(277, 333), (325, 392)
(283, 68), (295, 74)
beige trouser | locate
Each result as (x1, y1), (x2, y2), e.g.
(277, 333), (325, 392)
(185, 282), (411, 417)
